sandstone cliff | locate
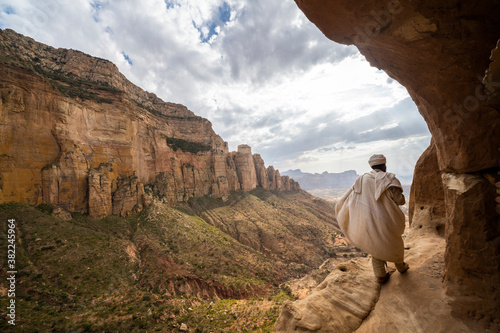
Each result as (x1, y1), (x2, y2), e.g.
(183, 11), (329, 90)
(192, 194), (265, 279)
(0, 29), (299, 219)
(289, 1), (500, 330)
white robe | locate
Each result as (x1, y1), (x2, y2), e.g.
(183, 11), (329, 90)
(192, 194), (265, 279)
(336, 170), (406, 263)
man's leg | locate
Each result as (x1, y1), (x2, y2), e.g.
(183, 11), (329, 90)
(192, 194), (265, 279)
(395, 262), (409, 274)
(372, 257), (389, 283)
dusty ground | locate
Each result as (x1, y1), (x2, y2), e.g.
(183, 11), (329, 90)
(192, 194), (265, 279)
(355, 227), (473, 333)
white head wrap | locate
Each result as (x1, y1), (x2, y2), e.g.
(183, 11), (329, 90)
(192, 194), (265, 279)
(368, 154), (386, 167)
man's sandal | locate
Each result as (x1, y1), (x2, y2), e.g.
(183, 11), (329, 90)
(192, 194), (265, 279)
(377, 272), (390, 284)
(399, 262), (409, 274)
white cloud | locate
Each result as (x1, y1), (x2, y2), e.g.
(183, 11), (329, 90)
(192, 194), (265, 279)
(0, 0), (431, 178)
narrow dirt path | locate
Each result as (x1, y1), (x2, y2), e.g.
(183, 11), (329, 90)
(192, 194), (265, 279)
(274, 225), (479, 332)
(354, 222), (479, 332)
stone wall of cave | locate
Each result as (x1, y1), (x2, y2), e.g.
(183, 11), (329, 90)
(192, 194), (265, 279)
(295, 0), (500, 326)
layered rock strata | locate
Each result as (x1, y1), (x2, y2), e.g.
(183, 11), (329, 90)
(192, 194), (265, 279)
(295, 0), (499, 328)
(0, 29), (299, 220)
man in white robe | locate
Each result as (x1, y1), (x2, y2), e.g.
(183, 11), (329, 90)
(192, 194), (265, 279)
(336, 154), (409, 283)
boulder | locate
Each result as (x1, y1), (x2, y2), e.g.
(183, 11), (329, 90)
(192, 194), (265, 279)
(275, 260), (379, 332)
(51, 206), (72, 221)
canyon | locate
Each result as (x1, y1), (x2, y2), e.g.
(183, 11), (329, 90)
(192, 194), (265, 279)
(0, 28), (333, 332)
(0, 0), (499, 330)
(0, 29), (298, 221)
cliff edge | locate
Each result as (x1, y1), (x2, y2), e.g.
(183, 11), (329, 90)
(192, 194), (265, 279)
(0, 29), (299, 219)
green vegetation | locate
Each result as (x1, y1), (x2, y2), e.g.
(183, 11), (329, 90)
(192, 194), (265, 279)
(166, 136), (211, 154)
(31, 64), (121, 103)
(184, 188), (341, 270)
(0, 202), (293, 332)
(133, 100), (165, 118)
(0, 188), (358, 332)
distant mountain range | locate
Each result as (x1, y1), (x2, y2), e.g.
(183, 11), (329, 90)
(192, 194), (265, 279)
(282, 169), (411, 203)
(282, 169), (359, 191)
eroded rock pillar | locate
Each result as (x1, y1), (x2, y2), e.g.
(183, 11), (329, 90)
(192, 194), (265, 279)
(442, 173), (500, 324)
(234, 145), (258, 191)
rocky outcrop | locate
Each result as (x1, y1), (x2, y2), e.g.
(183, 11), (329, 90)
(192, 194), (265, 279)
(253, 154), (270, 190)
(234, 145), (258, 191)
(294, 0), (500, 328)
(267, 166), (282, 191)
(88, 163), (113, 220)
(0, 29), (299, 220)
(112, 174), (152, 217)
(441, 172), (499, 325)
(275, 260), (379, 332)
(408, 141), (446, 236)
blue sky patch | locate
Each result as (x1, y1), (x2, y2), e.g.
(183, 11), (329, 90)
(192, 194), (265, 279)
(218, 2), (231, 23)
(193, 20), (219, 44)
(90, 1), (107, 22)
(164, 0), (177, 10)
(121, 52), (133, 65)
(0, 5), (15, 28)
(194, 2), (231, 44)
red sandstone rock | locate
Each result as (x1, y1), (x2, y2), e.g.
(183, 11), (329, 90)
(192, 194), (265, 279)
(408, 141), (445, 233)
(0, 29), (299, 219)
(88, 163), (113, 220)
(112, 174), (151, 217)
(253, 154), (270, 190)
(234, 145), (258, 191)
(275, 260), (379, 333)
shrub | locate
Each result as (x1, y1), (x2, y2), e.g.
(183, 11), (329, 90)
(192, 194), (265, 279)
(31, 64), (120, 103)
(36, 203), (55, 214)
(166, 137), (211, 154)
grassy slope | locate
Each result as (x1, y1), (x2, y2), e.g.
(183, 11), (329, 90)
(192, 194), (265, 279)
(184, 188), (339, 277)
(0, 189), (339, 332)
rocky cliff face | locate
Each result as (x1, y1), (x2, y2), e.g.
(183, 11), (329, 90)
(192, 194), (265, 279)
(294, 0), (499, 329)
(0, 29), (299, 220)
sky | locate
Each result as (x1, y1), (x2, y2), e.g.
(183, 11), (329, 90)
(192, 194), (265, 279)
(0, 0), (431, 182)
